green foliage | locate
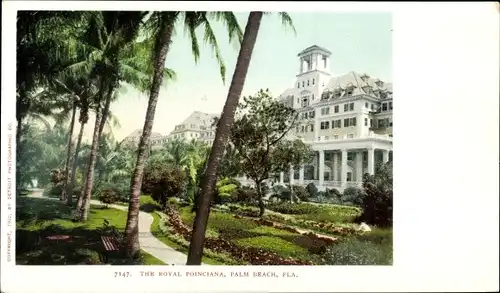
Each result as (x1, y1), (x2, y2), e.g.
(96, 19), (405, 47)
(359, 162), (393, 227)
(306, 182), (318, 197)
(230, 186), (258, 204)
(229, 89), (314, 189)
(321, 229), (393, 265)
(142, 164), (187, 208)
(266, 202), (321, 215)
(326, 188), (341, 199)
(292, 185), (310, 202)
(342, 187), (364, 206)
(98, 188), (119, 206)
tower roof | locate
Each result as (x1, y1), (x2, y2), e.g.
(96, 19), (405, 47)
(298, 45), (332, 57)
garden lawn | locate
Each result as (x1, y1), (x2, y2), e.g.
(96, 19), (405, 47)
(178, 206), (324, 263)
(16, 197), (164, 265)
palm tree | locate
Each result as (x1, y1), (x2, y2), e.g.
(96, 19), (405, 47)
(73, 11), (152, 221)
(123, 11), (243, 258)
(187, 12), (295, 265)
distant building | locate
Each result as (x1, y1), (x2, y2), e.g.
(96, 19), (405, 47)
(121, 129), (167, 149)
(121, 111), (219, 149)
(167, 111), (219, 145)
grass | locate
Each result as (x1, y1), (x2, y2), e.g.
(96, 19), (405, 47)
(178, 206), (325, 263)
(266, 202), (361, 224)
(16, 196), (163, 265)
(322, 228), (393, 265)
(150, 212), (239, 265)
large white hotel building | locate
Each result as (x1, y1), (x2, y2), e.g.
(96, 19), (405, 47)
(122, 45), (393, 191)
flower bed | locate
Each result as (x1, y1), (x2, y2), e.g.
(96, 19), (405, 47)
(164, 205), (315, 265)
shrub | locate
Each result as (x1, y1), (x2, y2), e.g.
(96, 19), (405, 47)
(216, 178), (240, 205)
(358, 162), (393, 227)
(342, 187), (364, 206)
(266, 202), (321, 215)
(230, 187), (258, 204)
(321, 236), (392, 265)
(142, 164), (187, 208)
(292, 185), (310, 202)
(306, 182), (318, 197)
(98, 188), (119, 206)
(326, 188), (342, 199)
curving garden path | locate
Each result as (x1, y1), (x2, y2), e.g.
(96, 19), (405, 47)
(26, 189), (195, 265)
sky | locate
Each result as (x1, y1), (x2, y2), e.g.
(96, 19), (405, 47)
(84, 12), (392, 142)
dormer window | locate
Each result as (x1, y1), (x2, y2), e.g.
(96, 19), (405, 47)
(360, 73), (370, 82)
(362, 84), (371, 94)
(345, 83), (356, 96)
(375, 79), (384, 87)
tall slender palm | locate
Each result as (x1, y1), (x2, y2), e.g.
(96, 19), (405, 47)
(72, 11), (150, 221)
(187, 12), (295, 265)
(123, 11), (243, 258)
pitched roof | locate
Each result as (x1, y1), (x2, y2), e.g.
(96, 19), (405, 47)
(297, 45), (332, 57)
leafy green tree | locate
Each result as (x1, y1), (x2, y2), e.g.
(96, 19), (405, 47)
(228, 89), (313, 217)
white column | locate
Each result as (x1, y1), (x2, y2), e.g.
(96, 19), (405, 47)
(318, 150), (325, 186)
(299, 165), (304, 184)
(332, 152), (338, 182)
(279, 172), (284, 184)
(382, 149), (389, 164)
(289, 165), (294, 185)
(357, 113), (365, 138)
(367, 148), (375, 175)
(356, 151), (363, 183)
(341, 149), (348, 187)
(314, 110), (319, 141)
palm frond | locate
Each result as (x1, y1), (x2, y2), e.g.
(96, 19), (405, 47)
(201, 14), (226, 84)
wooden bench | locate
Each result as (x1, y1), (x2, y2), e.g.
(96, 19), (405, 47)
(100, 220), (124, 258)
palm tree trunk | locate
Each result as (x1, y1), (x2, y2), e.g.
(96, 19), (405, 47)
(66, 121), (85, 206)
(61, 101), (77, 201)
(256, 180), (266, 217)
(186, 12), (263, 265)
(123, 19), (175, 258)
(76, 81), (106, 221)
(77, 108), (102, 221)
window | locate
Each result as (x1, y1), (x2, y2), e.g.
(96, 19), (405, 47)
(349, 103), (354, 111)
(364, 118), (368, 126)
(309, 111), (315, 118)
(313, 78), (315, 85)
(323, 55), (327, 68)
(334, 135), (339, 139)
(351, 117), (357, 126)
(346, 90), (353, 96)
(385, 118), (390, 127)
(347, 172), (352, 182)
(334, 105), (339, 113)
(312, 94), (315, 100)
(382, 103), (388, 111)
(335, 120), (341, 128)
(301, 126), (305, 132)
(370, 119), (373, 127)
(365, 102), (369, 108)
(310, 124), (314, 132)
(344, 104), (349, 112)
(321, 107), (330, 115)
(378, 119), (385, 128)
(389, 102), (393, 110)
(302, 81), (305, 87)
(371, 104), (375, 110)
(297, 97), (299, 104)
(389, 118), (393, 127)
(320, 121), (330, 129)
(344, 118), (349, 127)
(307, 80), (310, 86)
(363, 152), (367, 162)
